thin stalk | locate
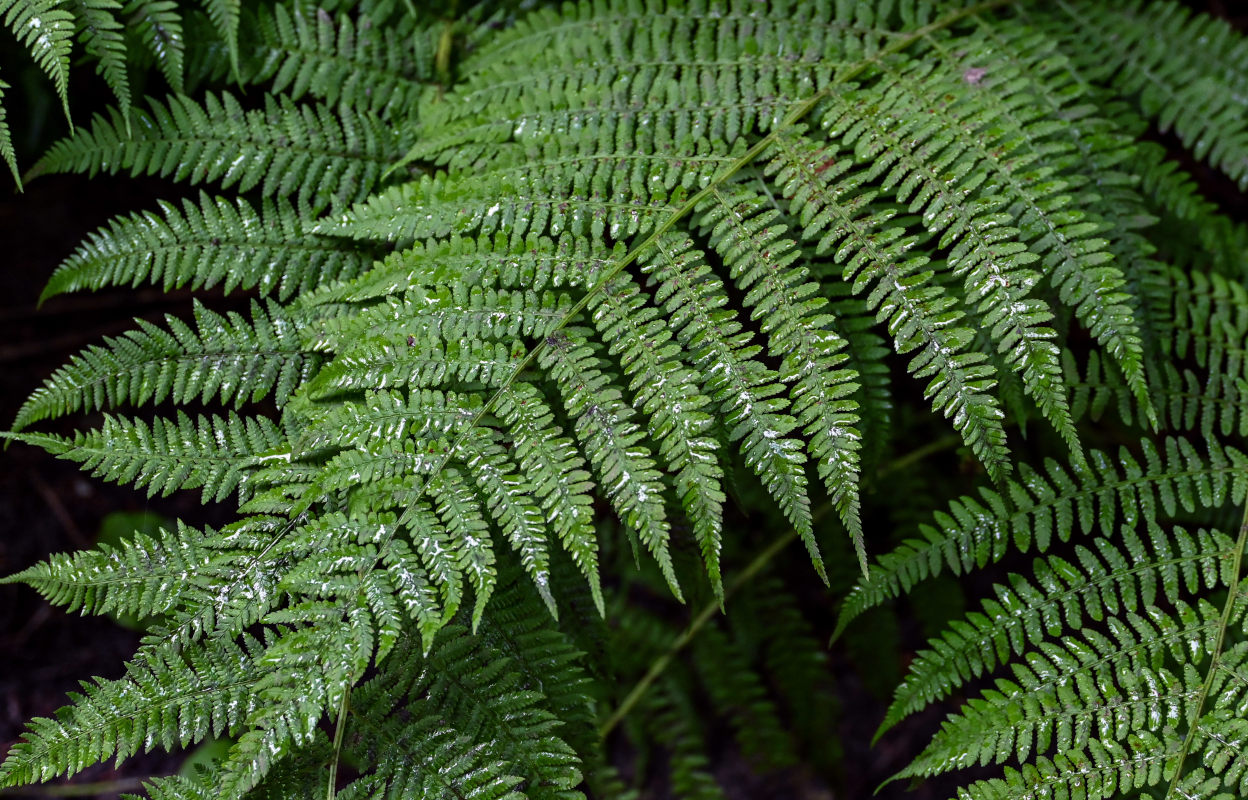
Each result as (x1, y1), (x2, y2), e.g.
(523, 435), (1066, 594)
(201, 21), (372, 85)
(597, 434), (963, 739)
(1163, 502), (1248, 798)
(326, 685), (352, 800)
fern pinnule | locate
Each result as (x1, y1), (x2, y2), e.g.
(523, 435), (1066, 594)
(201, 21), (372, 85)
(41, 193), (375, 303)
(16, 411), (286, 503)
(538, 325), (680, 599)
(586, 270), (726, 594)
(13, 300), (317, 432)
(29, 92), (404, 212)
(696, 183), (864, 569)
(836, 436), (1248, 638)
(768, 127), (1010, 481)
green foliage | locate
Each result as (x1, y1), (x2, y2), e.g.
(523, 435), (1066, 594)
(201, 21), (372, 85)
(4, 0), (1248, 798)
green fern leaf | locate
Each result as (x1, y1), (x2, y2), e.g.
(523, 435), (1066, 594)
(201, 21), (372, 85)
(837, 437), (1248, 636)
(29, 92), (405, 212)
(41, 192), (376, 303)
(245, 3), (431, 114)
(14, 300), (318, 431)
(0, 0), (74, 120)
(18, 411), (287, 503)
(67, 0), (130, 121)
(122, 0), (184, 93)
(0, 636), (267, 786)
(199, 0), (240, 80)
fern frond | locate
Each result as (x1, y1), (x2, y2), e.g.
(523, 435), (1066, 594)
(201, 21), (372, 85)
(68, 0), (130, 119)
(0, 78), (15, 185)
(14, 301), (317, 431)
(586, 271), (726, 593)
(0, 0), (74, 120)
(304, 335), (525, 397)
(539, 326), (679, 598)
(318, 284), (573, 349)
(123, 0), (183, 93)
(30, 92), (404, 212)
(0, 636), (267, 786)
(302, 233), (615, 307)
(41, 193), (375, 303)
(496, 384), (602, 614)
(3, 519), (218, 619)
(879, 525), (1233, 735)
(697, 183), (863, 569)
(768, 128), (1009, 481)
(1036, 0), (1248, 189)
(836, 437), (1248, 635)
(19, 411), (287, 503)
(199, 0), (240, 80)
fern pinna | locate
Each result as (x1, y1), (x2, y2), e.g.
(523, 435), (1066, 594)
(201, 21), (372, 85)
(3, 0), (1248, 798)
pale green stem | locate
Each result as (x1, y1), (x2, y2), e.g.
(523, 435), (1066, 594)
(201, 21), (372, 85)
(1163, 501), (1248, 798)
(597, 434), (963, 739)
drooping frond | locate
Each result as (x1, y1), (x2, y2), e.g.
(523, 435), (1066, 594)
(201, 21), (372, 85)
(695, 183), (862, 568)
(29, 92), (406, 212)
(0, 79), (14, 184)
(0, 0), (74, 118)
(123, 0), (184, 93)
(67, 0), (130, 118)
(200, 0), (241, 79)
(767, 127), (1010, 480)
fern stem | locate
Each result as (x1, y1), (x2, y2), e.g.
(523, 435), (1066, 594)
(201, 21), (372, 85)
(1163, 501), (1248, 798)
(597, 515), (814, 740)
(597, 435), (963, 739)
(326, 685), (352, 800)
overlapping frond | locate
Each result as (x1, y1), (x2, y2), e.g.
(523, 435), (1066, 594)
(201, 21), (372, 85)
(243, 3), (431, 115)
(1034, 0), (1248, 189)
